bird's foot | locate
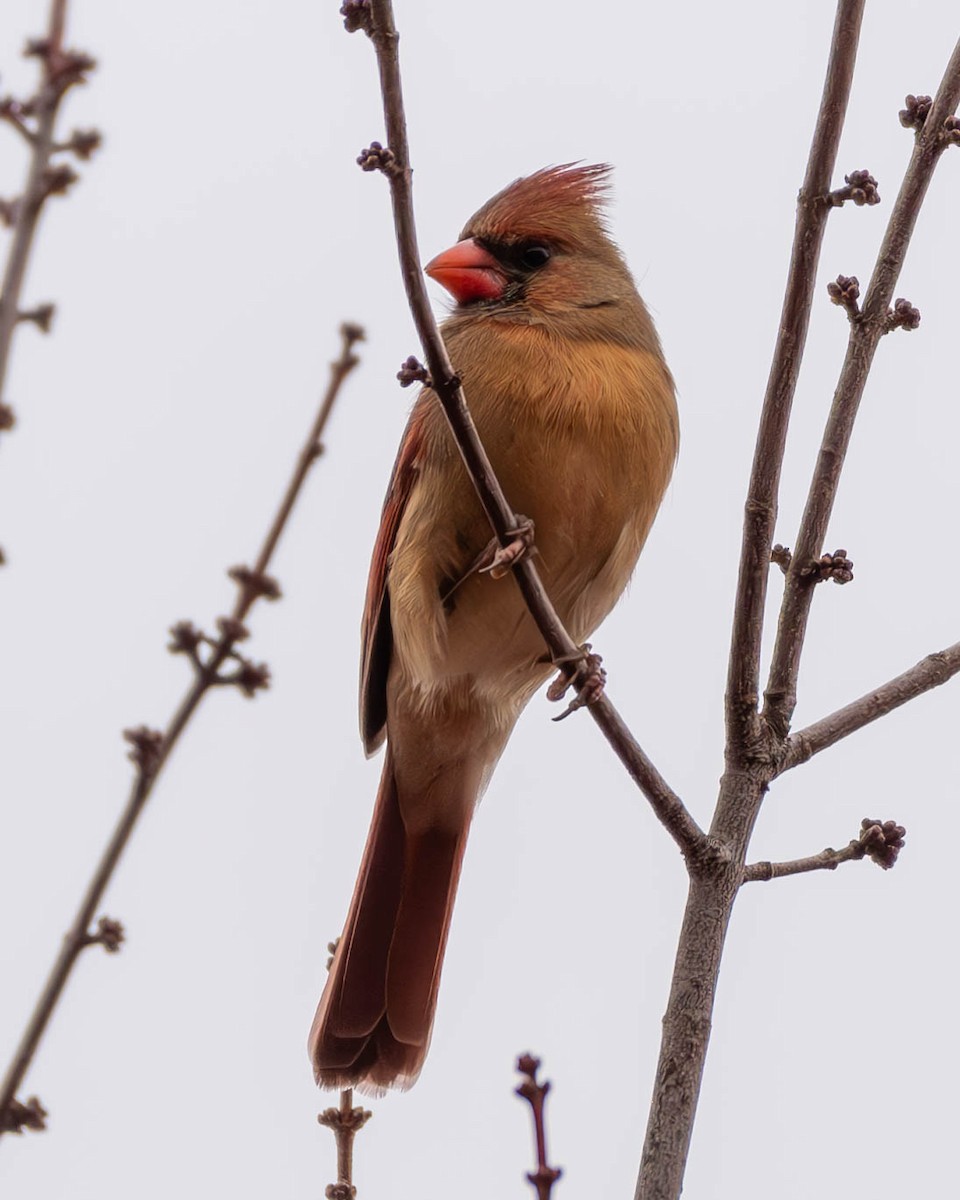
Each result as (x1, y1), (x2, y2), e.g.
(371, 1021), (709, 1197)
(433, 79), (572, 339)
(547, 645), (607, 720)
(439, 517), (536, 607)
(478, 515), (536, 580)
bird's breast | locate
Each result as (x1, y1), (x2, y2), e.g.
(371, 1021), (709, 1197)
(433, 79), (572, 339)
(388, 324), (678, 707)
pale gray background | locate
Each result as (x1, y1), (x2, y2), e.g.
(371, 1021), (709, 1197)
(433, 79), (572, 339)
(2, 2), (958, 1197)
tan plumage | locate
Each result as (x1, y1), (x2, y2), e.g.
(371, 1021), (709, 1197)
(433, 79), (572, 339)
(310, 164), (678, 1092)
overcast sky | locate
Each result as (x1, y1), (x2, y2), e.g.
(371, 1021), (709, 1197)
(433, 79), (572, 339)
(2, 2), (959, 1197)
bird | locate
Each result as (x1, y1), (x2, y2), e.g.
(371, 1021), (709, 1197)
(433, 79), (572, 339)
(309, 163), (679, 1093)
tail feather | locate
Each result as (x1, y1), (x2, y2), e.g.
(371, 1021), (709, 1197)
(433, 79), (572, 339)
(386, 830), (465, 1046)
(309, 748), (470, 1092)
(326, 772), (405, 1040)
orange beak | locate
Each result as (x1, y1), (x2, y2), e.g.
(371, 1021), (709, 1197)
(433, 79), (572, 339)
(424, 238), (507, 304)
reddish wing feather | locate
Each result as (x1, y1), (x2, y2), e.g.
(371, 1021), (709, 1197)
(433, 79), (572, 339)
(360, 412), (424, 754)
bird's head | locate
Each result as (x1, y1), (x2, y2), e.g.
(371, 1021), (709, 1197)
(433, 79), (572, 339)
(425, 163), (649, 344)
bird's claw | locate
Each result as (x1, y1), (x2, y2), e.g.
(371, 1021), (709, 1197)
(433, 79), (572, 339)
(548, 646), (607, 720)
(478, 516), (535, 580)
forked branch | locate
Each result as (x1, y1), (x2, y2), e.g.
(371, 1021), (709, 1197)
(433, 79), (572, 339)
(763, 36), (960, 738)
(516, 1054), (563, 1200)
(725, 0), (866, 760)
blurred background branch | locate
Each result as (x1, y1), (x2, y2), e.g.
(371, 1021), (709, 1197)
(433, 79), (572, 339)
(0, 0), (99, 445)
(0, 323), (363, 1136)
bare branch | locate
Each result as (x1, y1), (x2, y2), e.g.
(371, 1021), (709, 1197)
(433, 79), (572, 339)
(0, 0), (99, 428)
(763, 37), (960, 739)
(744, 841), (864, 881)
(725, 0), (866, 761)
(359, 0), (705, 862)
(744, 818), (906, 881)
(318, 1087), (372, 1199)
(0, 325), (363, 1136)
(516, 1055), (563, 1200)
(780, 641), (960, 772)
(238, 324), (364, 606)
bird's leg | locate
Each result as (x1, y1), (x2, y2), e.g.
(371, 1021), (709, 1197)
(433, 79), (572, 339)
(438, 517), (536, 607)
(478, 515), (536, 580)
(547, 644), (607, 720)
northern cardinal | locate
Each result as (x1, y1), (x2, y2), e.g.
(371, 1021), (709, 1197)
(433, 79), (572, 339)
(309, 163), (678, 1092)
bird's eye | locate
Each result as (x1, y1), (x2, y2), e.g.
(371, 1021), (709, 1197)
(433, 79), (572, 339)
(519, 245), (551, 270)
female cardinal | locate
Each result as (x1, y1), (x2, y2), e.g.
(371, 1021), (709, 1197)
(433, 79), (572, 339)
(309, 163), (678, 1092)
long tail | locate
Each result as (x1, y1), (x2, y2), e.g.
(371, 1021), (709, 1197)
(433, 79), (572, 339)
(308, 747), (470, 1092)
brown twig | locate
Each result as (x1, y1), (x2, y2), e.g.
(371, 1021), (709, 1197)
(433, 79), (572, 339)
(516, 1054), (563, 1200)
(725, 0), (866, 762)
(763, 37), (960, 739)
(0, 0), (99, 432)
(0, 324), (363, 1136)
(779, 641), (960, 772)
(743, 817), (906, 882)
(744, 841), (865, 882)
(318, 1087), (372, 1199)
(355, 0), (705, 863)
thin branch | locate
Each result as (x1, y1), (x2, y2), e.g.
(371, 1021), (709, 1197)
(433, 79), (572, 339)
(763, 37), (960, 738)
(725, 0), (866, 761)
(779, 641), (960, 772)
(47, 0), (66, 51)
(0, 325), (363, 1136)
(358, 0), (705, 863)
(744, 841), (866, 882)
(0, 0), (98, 426)
(516, 1055), (563, 1200)
(318, 1087), (372, 1199)
(245, 324), (364, 591)
(744, 817), (906, 881)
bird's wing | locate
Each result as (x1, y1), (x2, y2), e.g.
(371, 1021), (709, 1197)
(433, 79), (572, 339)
(359, 411), (424, 754)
